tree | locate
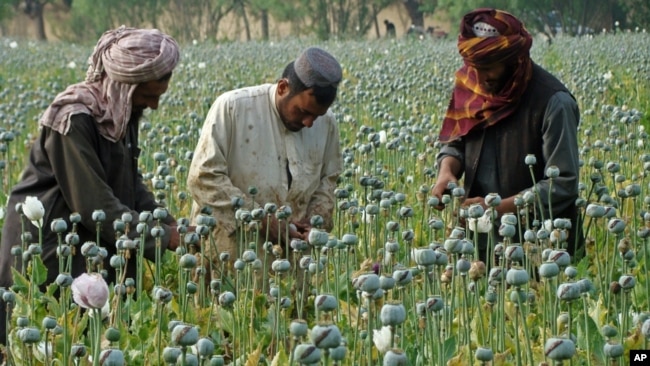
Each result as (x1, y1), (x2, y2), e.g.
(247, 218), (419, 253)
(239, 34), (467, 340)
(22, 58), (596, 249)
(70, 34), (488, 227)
(402, 0), (425, 27)
(166, 0), (235, 42)
(2, 0), (647, 42)
(247, 0), (270, 40)
(0, 0), (17, 33)
(619, 0), (650, 30)
(432, 0), (634, 39)
(21, 0), (51, 40)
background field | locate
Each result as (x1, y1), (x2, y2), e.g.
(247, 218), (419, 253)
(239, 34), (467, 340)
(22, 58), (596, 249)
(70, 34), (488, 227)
(1, 31), (650, 365)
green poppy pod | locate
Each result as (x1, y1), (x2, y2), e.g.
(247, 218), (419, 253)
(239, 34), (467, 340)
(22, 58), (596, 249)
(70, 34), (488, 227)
(19, 327), (41, 343)
(310, 323), (342, 349)
(293, 343), (321, 364)
(506, 268), (529, 287)
(99, 349), (125, 366)
(315, 294), (338, 312)
(475, 346), (494, 361)
(544, 337), (575, 360)
(383, 348), (408, 366)
(171, 324), (199, 346)
(380, 301), (406, 326)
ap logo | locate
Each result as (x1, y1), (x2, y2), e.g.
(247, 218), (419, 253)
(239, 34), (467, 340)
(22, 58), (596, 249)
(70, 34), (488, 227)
(630, 350), (650, 365)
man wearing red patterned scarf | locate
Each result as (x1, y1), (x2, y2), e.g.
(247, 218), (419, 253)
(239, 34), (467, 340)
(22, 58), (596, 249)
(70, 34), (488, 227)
(431, 9), (582, 263)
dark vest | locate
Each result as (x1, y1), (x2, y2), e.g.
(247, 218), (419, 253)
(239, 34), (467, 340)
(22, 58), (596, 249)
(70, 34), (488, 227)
(462, 63), (582, 256)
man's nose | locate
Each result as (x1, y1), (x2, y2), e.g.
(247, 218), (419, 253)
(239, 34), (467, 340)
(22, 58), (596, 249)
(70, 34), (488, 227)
(302, 116), (316, 128)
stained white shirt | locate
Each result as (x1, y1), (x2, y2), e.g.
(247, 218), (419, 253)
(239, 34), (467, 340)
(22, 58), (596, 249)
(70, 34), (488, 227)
(187, 83), (341, 252)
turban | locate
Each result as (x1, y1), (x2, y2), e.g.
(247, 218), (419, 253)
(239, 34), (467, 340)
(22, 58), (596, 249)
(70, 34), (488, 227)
(438, 9), (533, 143)
(40, 26), (180, 142)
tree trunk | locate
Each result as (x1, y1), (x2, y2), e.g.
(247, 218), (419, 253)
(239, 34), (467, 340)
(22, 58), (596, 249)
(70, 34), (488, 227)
(372, 3), (380, 39)
(402, 0), (424, 27)
(236, 1), (251, 41)
(24, 0), (47, 40)
(316, 0), (330, 40)
(261, 9), (269, 40)
(35, 2), (46, 40)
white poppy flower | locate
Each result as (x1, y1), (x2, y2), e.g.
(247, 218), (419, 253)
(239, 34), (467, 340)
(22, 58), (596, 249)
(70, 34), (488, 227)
(34, 341), (53, 363)
(383, 251), (392, 266)
(22, 196), (45, 227)
(603, 71), (613, 80)
(469, 213), (492, 233)
(379, 130), (387, 144)
(373, 326), (392, 354)
(544, 219), (553, 232)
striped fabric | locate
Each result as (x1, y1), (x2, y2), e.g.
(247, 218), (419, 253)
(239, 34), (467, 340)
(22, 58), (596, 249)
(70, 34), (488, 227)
(40, 26), (180, 142)
(438, 9), (533, 143)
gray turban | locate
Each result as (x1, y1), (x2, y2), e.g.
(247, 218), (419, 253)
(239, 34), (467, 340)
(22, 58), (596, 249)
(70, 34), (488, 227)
(294, 47), (342, 88)
(87, 25), (180, 83)
(40, 26), (180, 142)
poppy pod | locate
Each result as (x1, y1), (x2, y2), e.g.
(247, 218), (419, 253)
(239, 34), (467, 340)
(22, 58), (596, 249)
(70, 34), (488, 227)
(310, 322), (342, 349)
(380, 301), (406, 326)
(293, 343), (321, 364)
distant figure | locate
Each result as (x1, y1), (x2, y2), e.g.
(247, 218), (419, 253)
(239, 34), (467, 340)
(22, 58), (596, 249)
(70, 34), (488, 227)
(406, 24), (426, 39)
(427, 25), (449, 39)
(384, 19), (396, 38)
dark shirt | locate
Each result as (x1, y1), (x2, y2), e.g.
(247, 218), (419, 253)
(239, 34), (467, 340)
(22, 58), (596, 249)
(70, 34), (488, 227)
(437, 64), (582, 257)
(0, 113), (175, 346)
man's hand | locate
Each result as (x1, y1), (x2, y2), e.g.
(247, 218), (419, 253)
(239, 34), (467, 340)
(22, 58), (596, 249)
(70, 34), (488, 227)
(431, 156), (462, 210)
(292, 218), (312, 240)
(460, 196), (486, 210)
(258, 216), (303, 244)
(431, 174), (458, 210)
(167, 225), (196, 251)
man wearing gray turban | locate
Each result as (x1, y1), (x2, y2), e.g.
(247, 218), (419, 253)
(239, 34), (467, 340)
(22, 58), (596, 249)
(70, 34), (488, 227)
(187, 47), (342, 291)
(0, 27), (185, 352)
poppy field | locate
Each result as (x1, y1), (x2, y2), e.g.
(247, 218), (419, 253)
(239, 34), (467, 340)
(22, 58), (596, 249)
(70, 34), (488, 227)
(1, 31), (650, 365)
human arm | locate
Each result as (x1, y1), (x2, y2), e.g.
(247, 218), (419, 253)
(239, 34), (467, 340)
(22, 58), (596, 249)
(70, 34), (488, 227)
(529, 91), (580, 216)
(46, 114), (177, 257)
(431, 142), (464, 210)
(186, 97), (255, 238)
(297, 118), (342, 236)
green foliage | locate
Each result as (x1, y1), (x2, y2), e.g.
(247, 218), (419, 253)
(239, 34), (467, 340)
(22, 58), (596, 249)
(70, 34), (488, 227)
(56, 0), (113, 43)
(2, 0), (649, 43)
(0, 0), (17, 23)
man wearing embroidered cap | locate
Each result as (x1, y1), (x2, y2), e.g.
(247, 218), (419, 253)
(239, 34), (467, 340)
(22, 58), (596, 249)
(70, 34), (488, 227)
(431, 9), (582, 261)
(0, 26), (185, 350)
(188, 47), (343, 262)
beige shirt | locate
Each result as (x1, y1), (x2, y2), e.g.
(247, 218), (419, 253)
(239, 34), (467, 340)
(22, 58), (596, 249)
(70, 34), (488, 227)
(187, 83), (341, 254)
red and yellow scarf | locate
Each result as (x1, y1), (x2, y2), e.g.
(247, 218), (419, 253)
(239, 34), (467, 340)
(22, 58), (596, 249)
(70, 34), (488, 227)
(439, 9), (533, 143)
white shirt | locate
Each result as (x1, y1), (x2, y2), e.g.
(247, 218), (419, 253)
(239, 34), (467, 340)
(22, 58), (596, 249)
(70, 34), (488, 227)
(187, 83), (341, 253)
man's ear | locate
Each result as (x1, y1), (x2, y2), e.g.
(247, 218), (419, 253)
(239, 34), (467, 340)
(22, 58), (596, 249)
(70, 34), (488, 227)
(277, 78), (290, 96)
